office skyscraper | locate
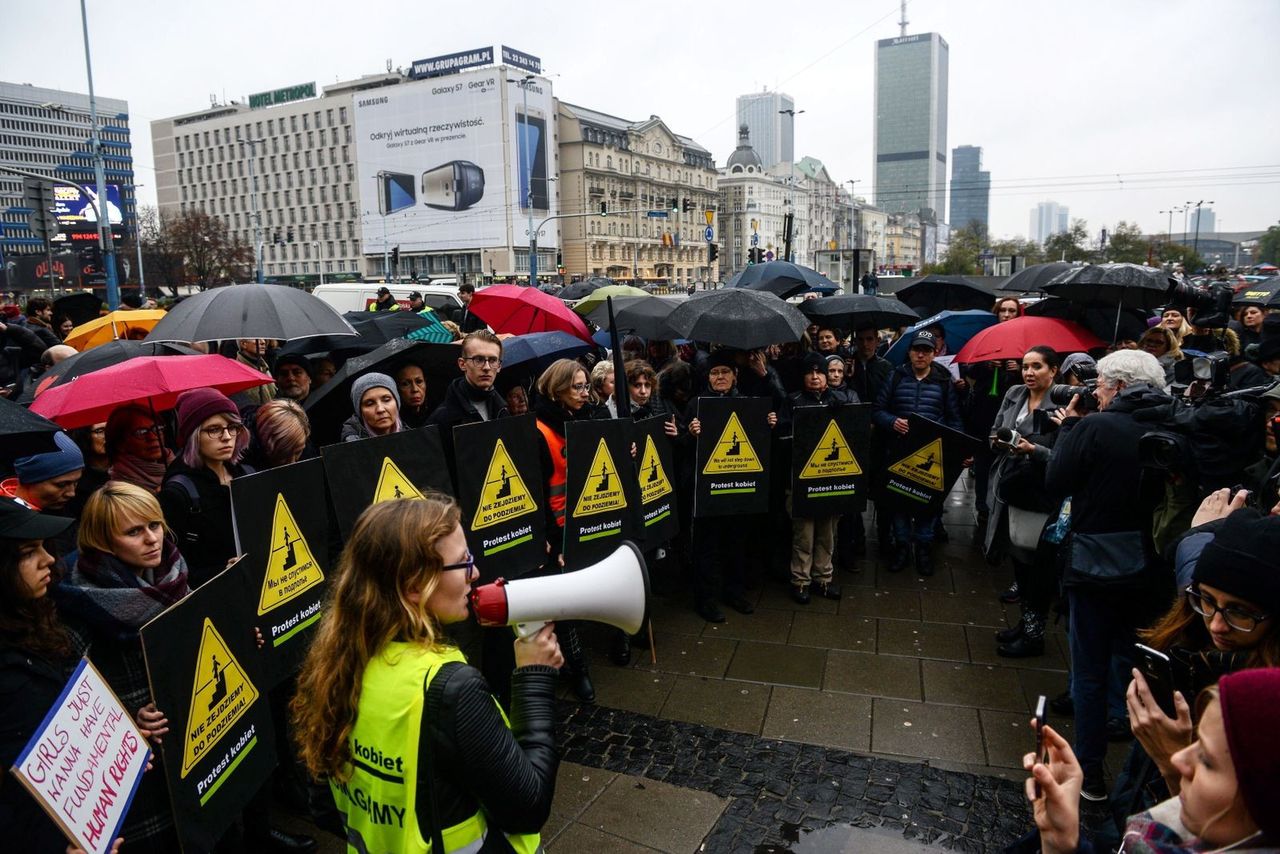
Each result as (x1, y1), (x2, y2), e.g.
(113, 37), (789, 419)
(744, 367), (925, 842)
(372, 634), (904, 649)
(873, 32), (949, 217)
(736, 90), (794, 169)
(1029, 201), (1070, 244)
(949, 145), (989, 232)
(1190, 206), (1216, 235)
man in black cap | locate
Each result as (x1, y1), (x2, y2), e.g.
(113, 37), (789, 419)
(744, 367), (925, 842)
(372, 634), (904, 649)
(407, 291), (426, 313)
(272, 353), (314, 404)
(369, 286), (400, 312)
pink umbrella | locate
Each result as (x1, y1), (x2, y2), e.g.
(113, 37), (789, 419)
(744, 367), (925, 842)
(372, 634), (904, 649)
(953, 316), (1104, 364)
(29, 355), (273, 429)
(468, 285), (594, 345)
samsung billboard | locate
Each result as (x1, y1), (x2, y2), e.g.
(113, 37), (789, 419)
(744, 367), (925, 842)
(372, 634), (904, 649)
(353, 67), (557, 254)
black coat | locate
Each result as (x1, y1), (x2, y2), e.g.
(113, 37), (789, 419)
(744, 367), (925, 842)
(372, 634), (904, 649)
(427, 377), (510, 489)
(0, 645), (75, 852)
(158, 459), (252, 588)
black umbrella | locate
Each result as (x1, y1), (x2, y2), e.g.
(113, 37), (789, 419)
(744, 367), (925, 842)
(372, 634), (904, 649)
(998, 262), (1077, 293)
(799, 295), (920, 330)
(1042, 263), (1175, 311)
(585, 297), (684, 340)
(0, 397), (62, 459)
(303, 338), (460, 446)
(277, 311), (442, 358)
(727, 260), (836, 299)
(145, 283), (359, 343)
(501, 332), (594, 372)
(53, 292), (104, 326)
(559, 278), (615, 301)
(17, 340), (200, 404)
(1234, 279), (1280, 308)
(667, 289), (807, 349)
(1024, 297), (1151, 344)
(893, 275), (995, 316)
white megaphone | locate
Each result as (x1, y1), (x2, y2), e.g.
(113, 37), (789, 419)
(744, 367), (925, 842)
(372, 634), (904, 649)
(469, 542), (649, 639)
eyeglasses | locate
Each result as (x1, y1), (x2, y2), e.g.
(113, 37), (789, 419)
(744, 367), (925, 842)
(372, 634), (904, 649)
(463, 356), (501, 368)
(131, 426), (164, 439)
(200, 424), (242, 439)
(569, 383), (591, 392)
(442, 553), (475, 574)
(90, 427), (107, 436)
(1185, 586), (1269, 632)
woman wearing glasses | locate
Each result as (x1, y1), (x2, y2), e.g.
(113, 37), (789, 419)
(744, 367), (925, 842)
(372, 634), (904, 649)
(1102, 505), (1278, 843)
(158, 389), (254, 588)
(104, 404), (173, 494)
(293, 497), (561, 854)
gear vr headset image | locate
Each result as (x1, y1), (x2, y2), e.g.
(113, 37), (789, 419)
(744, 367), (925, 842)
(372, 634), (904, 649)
(422, 160), (485, 211)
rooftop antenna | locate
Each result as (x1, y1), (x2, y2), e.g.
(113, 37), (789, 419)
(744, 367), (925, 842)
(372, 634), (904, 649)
(899, 0), (909, 36)
(386, 58), (393, 73)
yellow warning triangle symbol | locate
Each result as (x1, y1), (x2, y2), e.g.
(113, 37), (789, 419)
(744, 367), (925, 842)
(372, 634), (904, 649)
(888, 437), (945, 491)
(181, 618), (260, 778)
(639, 435), (673, 504)
(799, 419), (863, 480)
(472, 439), (538, 530)
(258, 494), (325, 616)
(702, 411), (763, 475)
(574, 438), (629, 517)
(373, 457), (424, 503)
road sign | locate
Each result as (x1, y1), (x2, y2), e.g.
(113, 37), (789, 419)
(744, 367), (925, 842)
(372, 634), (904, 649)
(703, 226), (714, 242)
(766, 250), (775, 261)
(704, 210), (715, 226)
(646, 210), (669, 218)
(750, 234), (759, 247)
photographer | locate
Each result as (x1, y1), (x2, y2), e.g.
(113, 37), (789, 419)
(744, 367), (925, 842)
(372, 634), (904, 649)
(985, 346), (1063, 658)
(1044, 349), (1174, 801)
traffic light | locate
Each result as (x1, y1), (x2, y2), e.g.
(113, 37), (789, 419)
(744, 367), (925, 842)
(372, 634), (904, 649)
(599, 202), (608, 215)
(708, 244), (719, 263)
(391, 245), (400, 270)
(556, 250), (563, 268)
(286, 227), (295, 242)
(682, 198), (694, 213)
(668, 197), (678, 212)
(21, 178), (57, 243)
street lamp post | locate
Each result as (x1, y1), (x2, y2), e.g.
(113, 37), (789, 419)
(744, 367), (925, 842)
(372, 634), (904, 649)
(1190, 199), (1214, 258)
(78, 0), (120, 309)
(779, 108), (804, 263)
(509, 74), (538, 286)
(236, 135), (265, 283)
(131, 182), (146, 297)
(311, 241), (324, 285)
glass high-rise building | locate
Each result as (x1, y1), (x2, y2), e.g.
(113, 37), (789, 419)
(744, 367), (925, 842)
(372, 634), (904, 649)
(736, 90), (794, 169)
(873, 32), (948, 218)
(949, 145), (989, 232)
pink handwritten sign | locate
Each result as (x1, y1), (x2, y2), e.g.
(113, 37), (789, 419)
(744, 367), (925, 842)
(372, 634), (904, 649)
(10, 658), (151, 854)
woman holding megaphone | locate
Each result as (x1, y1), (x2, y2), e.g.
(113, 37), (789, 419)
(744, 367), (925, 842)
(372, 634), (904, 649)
(292, 497), (562, 854)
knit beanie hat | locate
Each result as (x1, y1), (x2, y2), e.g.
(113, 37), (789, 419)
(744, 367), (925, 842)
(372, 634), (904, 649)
(175, 388), (238, 447)
(707, 349), (738, 371)
(350, 372), (400, 413)
(801, 351), (829, 373)
(14, 431), (84, 484)
(1217, 668), (1280, 839)
(1192, 509), (1280, 616)
(1256, 336), (1280, 364)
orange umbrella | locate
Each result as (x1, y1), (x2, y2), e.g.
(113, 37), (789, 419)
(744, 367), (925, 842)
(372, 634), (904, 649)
(64, 309), (166, 351)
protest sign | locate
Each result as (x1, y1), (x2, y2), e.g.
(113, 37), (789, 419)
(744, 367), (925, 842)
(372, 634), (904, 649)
(791, 403), (873, 518)
(634, 415), (679, 545)
(231, 457), (329, 687)
(142, 558), (276, 853)
(562, 418), (639, 567)
(453, 414), (545, 576)
(321, 426), (453, 538)
(694, 396), (772, 517)
(9, 659), (151, 854)
(881, 415), (982, 513)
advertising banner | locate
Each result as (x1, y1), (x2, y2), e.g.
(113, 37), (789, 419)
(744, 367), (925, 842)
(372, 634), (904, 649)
(790, 403), (873, 518)
(500, 45), (542, 74)
(562, 419), (639, 567)
(635, 415), (679, 545)
(9, 659), (151, 854)
(353, 66), (557, 253)
(410, 47), (495, 79)
(230, 458), (330, 687)
(880, 415), (982, 514)
(51, 184), (124, 226)
(694, 396), (772, 517)
(142, 559), (276, 853)
(453, 414), (545, 577)
(320, 427), (453, 538)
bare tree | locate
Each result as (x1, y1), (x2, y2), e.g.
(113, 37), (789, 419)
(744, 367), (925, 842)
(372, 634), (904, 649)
(142, 208), (252, 292)
(138, 206), (185, 297)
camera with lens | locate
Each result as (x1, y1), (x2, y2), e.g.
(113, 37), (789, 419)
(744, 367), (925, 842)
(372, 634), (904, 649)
(1166, 280), (1235, 329)
(1171, 350), (1230, 394)
(1047, 380), (1099, 413)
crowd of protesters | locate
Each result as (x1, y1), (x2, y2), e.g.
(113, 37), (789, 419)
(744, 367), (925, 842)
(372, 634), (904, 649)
(3, 274), (1280, 852)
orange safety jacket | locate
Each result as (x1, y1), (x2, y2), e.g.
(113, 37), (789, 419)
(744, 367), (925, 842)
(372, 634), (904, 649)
(534, 420), (567, 528)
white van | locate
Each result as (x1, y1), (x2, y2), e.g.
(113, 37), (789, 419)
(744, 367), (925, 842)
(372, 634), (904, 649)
(312, 281), (462, 315)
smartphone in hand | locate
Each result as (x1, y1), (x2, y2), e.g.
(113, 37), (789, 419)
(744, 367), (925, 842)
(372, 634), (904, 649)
(1033, 695), (1047, 797)
(1135, 643), (1178, 718)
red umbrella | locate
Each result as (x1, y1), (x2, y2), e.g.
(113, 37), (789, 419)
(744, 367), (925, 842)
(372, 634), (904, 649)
(29, 355), (273, 429)
(468, 285), (594, 345)
(953, 316), (1104, 364)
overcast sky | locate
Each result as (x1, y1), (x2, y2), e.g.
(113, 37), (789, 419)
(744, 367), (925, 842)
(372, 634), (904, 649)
(5, 0), (1277, 241)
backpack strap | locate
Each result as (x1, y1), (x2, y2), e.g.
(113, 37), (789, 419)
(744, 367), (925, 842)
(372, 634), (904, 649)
(169, 474), (201, 514)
